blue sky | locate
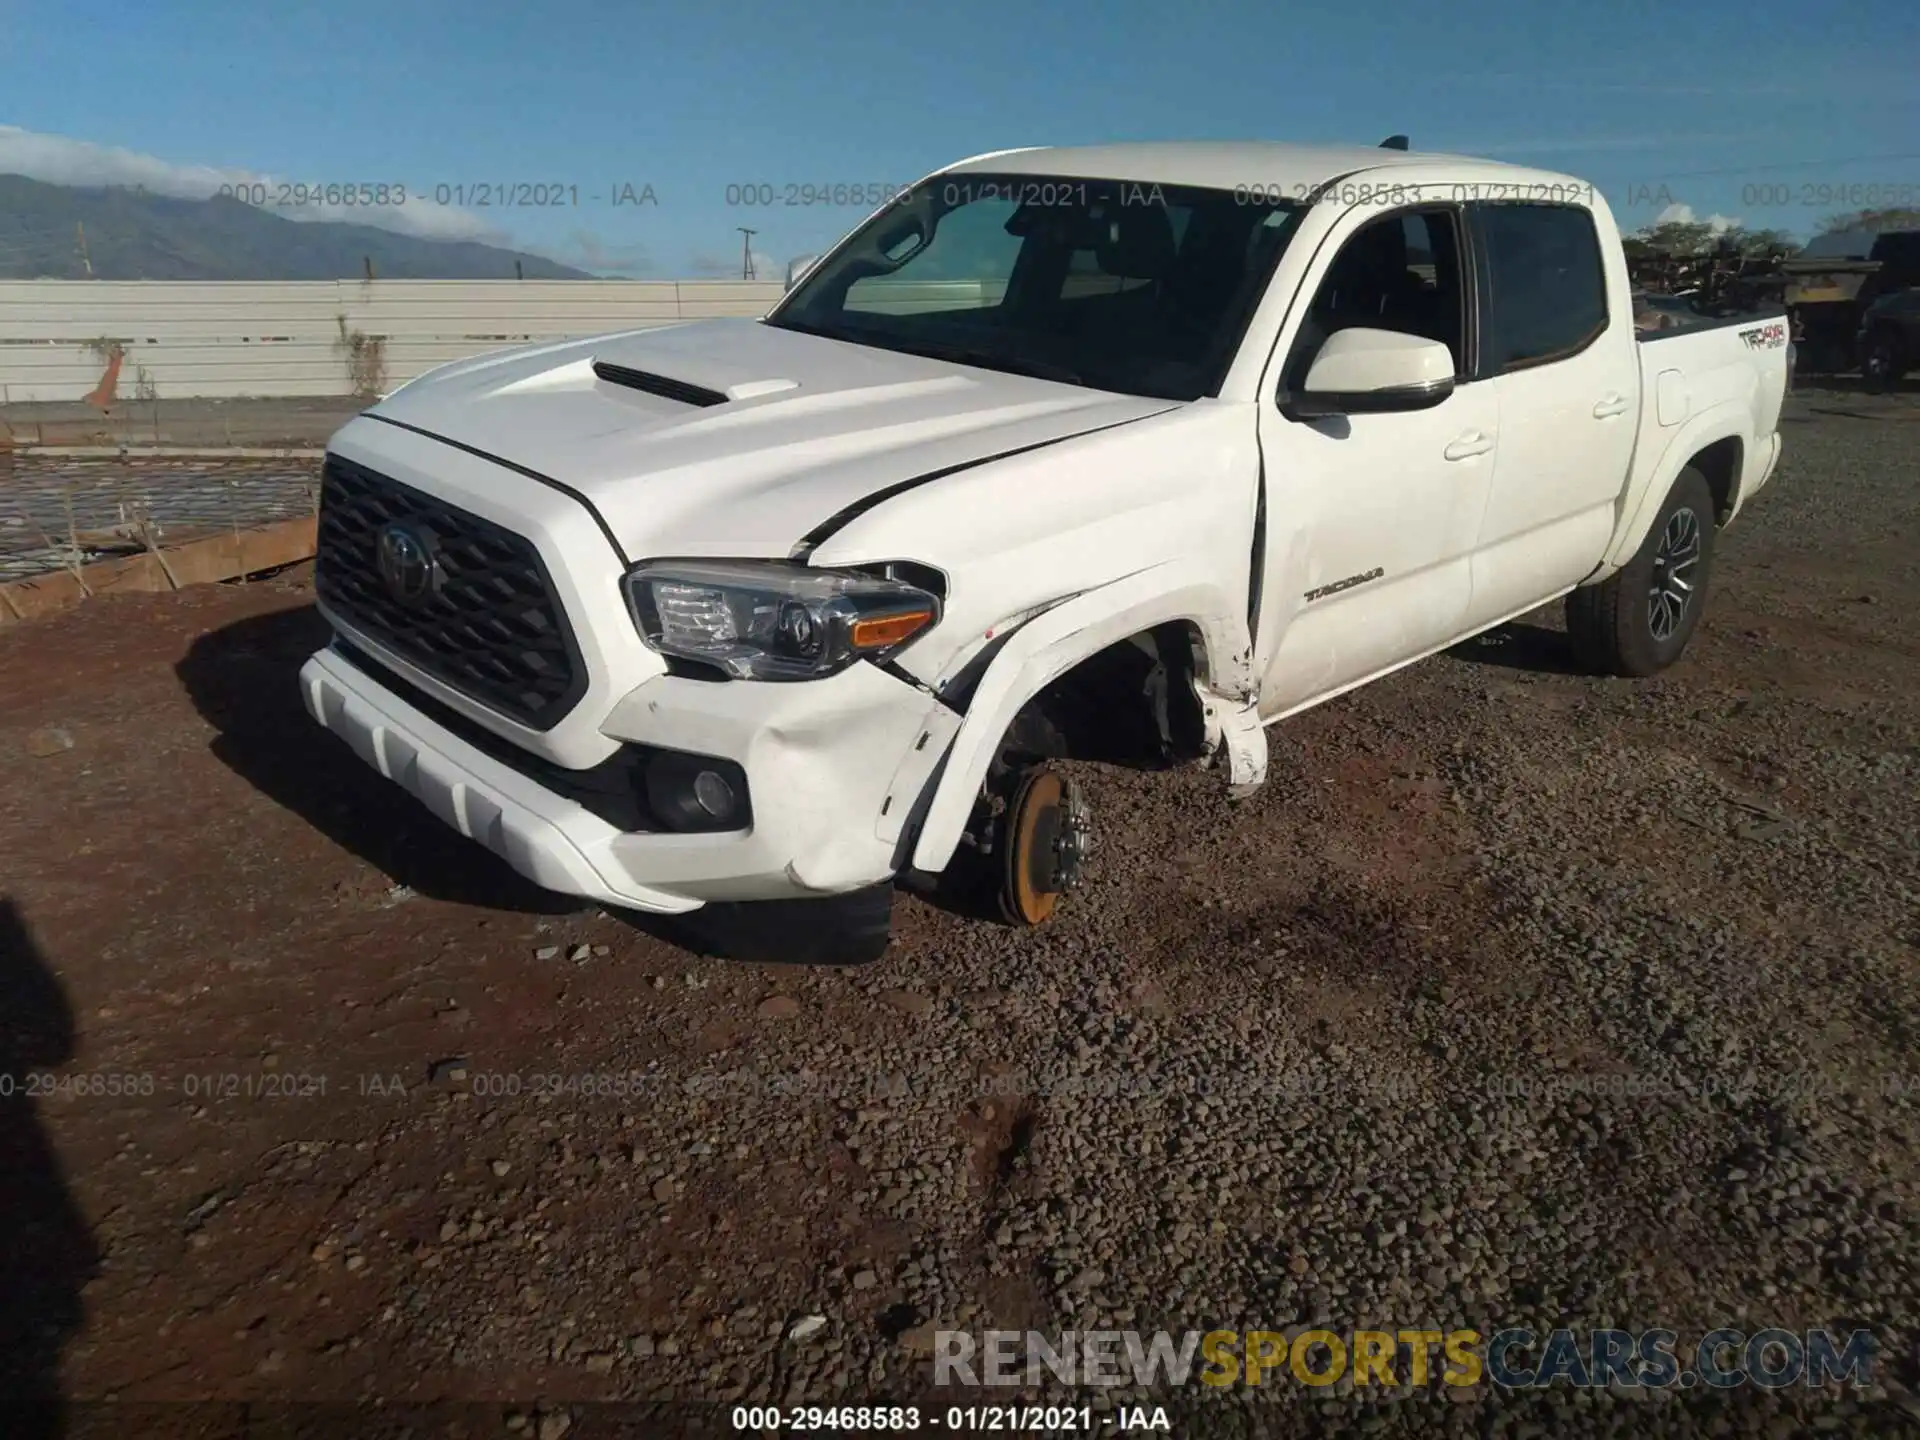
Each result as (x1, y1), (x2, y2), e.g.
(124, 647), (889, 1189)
(3, 0), (1917, 276)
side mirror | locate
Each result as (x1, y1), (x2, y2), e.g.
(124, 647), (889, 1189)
(785, 254), (822, 292)
(1285, 328), (1456, 420)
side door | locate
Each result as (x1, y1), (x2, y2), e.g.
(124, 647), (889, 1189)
(1464, 201), (1639, 626)
(1253, 203), (1500, 719)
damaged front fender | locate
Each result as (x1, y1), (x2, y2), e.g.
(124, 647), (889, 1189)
(599, 661), (946, 900)
(908, 559), (1262, 875)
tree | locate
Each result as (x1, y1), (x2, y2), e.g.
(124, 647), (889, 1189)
(1817, 207), (1920, 236)
(1633, 219), (1717, 256)
(1627, 221), (1797, 262)
(1729, 227), (1796, 259)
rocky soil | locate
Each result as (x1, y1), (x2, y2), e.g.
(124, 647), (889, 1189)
(0, 385), (1916, 1437)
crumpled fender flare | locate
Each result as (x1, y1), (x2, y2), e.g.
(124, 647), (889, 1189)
(909, 559), (1253, 875)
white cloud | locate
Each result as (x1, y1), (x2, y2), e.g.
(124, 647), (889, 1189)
(0, 124), (504, 244)
(1652, 202), (1743, 232)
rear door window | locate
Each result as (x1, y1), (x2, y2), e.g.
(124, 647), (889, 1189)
(1475, 202), (1609, 374)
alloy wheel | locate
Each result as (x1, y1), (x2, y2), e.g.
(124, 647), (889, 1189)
(1648, 506), (1702, 642)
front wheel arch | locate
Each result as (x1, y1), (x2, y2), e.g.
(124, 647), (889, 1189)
(906, 564), (1253, 875)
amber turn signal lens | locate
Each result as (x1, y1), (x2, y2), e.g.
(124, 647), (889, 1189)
(850, 608), (934, 650)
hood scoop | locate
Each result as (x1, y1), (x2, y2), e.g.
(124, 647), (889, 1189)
(592, 359), (729, 408)
(591, 358), (803, 409)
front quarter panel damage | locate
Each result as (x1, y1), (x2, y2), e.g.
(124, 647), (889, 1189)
(798, 404), (1266, 874)
(805, 403), (1262, 704)
(598, 661), (945, 899)
(901, 560), (1267, 873)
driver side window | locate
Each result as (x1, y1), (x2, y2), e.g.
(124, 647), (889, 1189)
(1281, 207), (1466, 394)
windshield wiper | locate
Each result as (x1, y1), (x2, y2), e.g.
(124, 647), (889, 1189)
(769, 319), (1088, 387)
(911, 343), (1086, 386)
(764, 315), (853, 344)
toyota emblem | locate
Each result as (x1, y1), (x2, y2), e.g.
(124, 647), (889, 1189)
(375, 522), (439, 605)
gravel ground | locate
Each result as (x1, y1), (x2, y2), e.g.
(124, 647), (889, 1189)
(0, 385), (1915, 1438)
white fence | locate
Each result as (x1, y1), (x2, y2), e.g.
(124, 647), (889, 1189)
(0, 279), (790, 402)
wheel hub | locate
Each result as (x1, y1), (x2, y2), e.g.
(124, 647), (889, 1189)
(1045, 778), (1092, 894)
(1648, 506), (1702, 642)
(999, 767), (1092, 926)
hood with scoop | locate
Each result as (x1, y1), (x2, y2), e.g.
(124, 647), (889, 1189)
(365, 318), (1178, 559)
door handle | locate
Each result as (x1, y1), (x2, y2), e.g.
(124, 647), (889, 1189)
(1592, 393), (1631, 418)
(1443, 430), (1494, 461)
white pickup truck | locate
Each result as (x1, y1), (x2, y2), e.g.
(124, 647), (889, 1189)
(302, 140), (1789, 960)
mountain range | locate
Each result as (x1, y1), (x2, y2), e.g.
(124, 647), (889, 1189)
(0, 175), (594, 280)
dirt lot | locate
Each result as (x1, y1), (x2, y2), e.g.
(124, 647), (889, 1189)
(1, 397), (360, 451)
(1, 386), (1917, 1438)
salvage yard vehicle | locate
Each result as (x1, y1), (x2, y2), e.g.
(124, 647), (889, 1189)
(301, 139), (1790, 960)
(1782, 226), (1920, 376)
(1858, 286), (1920, 389)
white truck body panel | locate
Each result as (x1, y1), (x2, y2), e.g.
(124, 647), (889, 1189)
(1608, 317), (1790, 569)
(301, 140), (1788, 915)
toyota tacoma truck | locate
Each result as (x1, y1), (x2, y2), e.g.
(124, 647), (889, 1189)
(301, 139), (1789, 961)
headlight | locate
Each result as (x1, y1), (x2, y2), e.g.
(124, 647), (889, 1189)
(622, 559), (941, 680)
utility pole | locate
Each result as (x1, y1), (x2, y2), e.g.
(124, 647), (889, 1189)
(75, 222), (93, 277)
(737, 227), (757, 280)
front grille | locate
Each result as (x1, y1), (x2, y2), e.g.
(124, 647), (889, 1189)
(315, 456), (585, 729)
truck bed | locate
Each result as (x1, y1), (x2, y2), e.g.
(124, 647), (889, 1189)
(1625, 306), (1791, 530)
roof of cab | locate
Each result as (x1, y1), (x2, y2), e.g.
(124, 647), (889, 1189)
(941, 140), (1563, 193)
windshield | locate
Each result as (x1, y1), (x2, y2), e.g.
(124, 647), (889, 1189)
(766, 173), (1306, 401)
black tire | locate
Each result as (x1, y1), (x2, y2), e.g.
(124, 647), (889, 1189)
(678, 883), (894, 965)
(1566, 467), (1717, 678)
(1861, 327), (1906, 392)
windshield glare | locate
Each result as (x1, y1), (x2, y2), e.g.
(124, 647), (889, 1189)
(767, 174), (1305, 401)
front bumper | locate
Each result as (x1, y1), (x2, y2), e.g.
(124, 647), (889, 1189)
(301, 644), (957, 912)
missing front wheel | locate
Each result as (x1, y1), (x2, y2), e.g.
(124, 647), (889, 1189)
(997, 764), (1092, 927)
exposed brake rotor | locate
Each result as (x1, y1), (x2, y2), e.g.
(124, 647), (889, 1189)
(998, 765), (1092, 927)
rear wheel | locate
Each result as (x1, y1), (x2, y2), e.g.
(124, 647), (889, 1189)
(1862, 327), (1907, 391)
(1567, 467), (1718, 678)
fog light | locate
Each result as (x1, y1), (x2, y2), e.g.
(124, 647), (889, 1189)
(643, 750), (752, 833)
(692, 769), (736, 820)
